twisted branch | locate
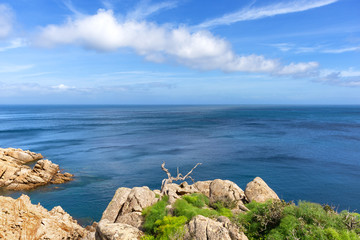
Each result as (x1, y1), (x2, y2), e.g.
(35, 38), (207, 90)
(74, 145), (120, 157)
(161, 162), (202, 192)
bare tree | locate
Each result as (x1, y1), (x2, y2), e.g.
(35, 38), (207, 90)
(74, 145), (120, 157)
(161, 162), (202, 193)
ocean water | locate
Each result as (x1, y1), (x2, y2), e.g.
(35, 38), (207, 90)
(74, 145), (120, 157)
(0, 105), (359, 225)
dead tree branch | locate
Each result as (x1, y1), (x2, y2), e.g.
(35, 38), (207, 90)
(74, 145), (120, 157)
(161, 162), (202, 192)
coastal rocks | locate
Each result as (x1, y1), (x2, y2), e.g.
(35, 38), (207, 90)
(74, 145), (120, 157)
(120, 187), (158, 215)
(0, 147), (73, 191)
(184, 215), (247, 240)
(209, 179), (249, 211)
(245, 177), (280, 203)
(95, 220), (144, 240)
(0, 148), (43, 164)
(0, 194), (85, 240)
(101, 186), (157, 221)
(97, 186), (158, 239)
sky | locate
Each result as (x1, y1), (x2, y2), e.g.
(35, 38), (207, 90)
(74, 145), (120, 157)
(0, 0), (359, 104)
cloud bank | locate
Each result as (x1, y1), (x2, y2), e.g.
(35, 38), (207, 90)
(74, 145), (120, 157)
(196, 0), (338, 29)
(36, 9), (318, 77)
(0, 4), (13, 38)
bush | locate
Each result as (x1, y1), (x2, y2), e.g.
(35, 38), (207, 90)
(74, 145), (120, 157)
(211, 201), (233, 218)
(154, 216), (187, 240)
(142, 196), (169, 234)
(182, 193), (209, 208)
(238, 200), (360, 240)
(173, 198), (218, 220)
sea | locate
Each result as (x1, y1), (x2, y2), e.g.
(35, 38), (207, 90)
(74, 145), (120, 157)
(0, 105), (359, 225)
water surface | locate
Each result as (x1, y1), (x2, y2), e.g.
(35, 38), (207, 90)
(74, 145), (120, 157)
(1, 105), (359, 224)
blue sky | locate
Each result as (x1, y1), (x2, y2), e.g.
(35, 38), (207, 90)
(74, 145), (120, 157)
(0, 0), (359, 104)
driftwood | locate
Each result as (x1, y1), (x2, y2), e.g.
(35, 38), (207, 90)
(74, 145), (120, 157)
(161, 162), (202, 192)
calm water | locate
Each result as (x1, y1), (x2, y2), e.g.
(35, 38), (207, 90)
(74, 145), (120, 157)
(0, 105), (359, 224)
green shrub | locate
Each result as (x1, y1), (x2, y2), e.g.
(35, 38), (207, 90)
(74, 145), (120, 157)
(173, 198), (218, 220)
(143, 196), (169, 234)
(211, 201), (233, 218)
(154, 216), (187, 240)
(238, 200), (360, 240)
(182, 193), (209, 208)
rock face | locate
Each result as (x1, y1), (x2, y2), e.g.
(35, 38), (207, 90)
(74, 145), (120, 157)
(96, 186), (158, 239)
(0, 194), (85, 240)
(245, 177), (280, 203)
(184, 215), (248, 240)
(0, 148), (73, 191)
(95, 219), (143, 240)
(209, 179), (249, 211)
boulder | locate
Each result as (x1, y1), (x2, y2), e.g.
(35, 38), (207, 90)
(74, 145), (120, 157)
(119, 186), (158, 215)
(184, 215), (247, 240)
(193, 180), (212, 197)
(0, 194), (84, 240)
(209, 179), (249, 211)
(115, 212), (144, 229)
(1, 147), (43, 163)
(0, 148), (73, 191)
(101, 187), (132, 222)
(217, 216), (248, 240)
(245, 177), (280, 203)
(101, 186), (157, 224)
(95, 219), (143, 240)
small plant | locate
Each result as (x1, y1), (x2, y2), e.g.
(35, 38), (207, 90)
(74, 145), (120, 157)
(143, 196), (169, 234)
(211, 201), (233, 219)
(182, 193), (209, 208)
(173, 198), (218, 220)
(154, 216), (187, 240)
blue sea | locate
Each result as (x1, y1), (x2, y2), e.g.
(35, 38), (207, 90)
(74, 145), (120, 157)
(1, 105), (359, 225)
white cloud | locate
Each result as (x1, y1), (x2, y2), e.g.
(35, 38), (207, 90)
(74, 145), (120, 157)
(196, 0), (338, 29)
(0, 4), (14, 38)
(36, 9), (318, 77)
(322, 46), (360, 54)
(126, 0), (177, 20)
(0, 38), (28, 52)
(51, 84), (76, 90)
(0, 64), (34, 73)
(270, 43), (360, 54)
(277, 62), (319, 76)
(316, 70), (360, 87)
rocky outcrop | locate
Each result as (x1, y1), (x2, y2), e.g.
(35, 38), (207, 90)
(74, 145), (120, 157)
(95, 219), (143, 240)
(0, 194), (85, 240)
(0, 148), (73, 191)
(96, 186), (158, 239)
(101, 186), (158, 222)
(184, 215), (248, 240)
(209, 179), (249, 211)
(245, 177), (280, 203)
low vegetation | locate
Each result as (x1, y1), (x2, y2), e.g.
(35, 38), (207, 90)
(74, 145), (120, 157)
(237, 200), (360, 240)
(142, 193), (360, 240)
(141, 193), (234, 240)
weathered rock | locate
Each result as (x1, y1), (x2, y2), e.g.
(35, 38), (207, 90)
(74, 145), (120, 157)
(101, 186), (157, 226)
(95, 219), (143, 240)
(185, 215), (245, 240)
(115, 212), (144, 229)
(193, 180), (212, 197)
(81, 222), (98, 240)
(101, 187), (132, 222)
(217, 216), (248, 240)
(0, 148), (73, 191)
(209, 179), (249, 211)
(245, 177), (280, 203)
(0, 147), (43, 164)
(0, 194), (84, 240)
(119, 186), (158, 215)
